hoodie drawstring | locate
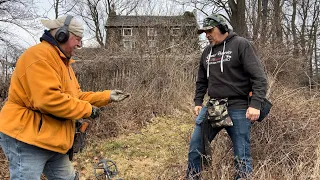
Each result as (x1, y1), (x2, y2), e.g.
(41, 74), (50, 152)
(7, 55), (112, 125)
(207, 41), (226, 78)
(207, 47), (212, 79)
(220, 41), (226, 73)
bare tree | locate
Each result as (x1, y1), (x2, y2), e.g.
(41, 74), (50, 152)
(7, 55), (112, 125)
(307, 3), (319, 85)
(0, 0), (38, 47)
(314, 32), (319, 88)
(228, 0), (247, 37)
(172, 0), (248, 37)
(69, 0), (142, 48)
(0, 0), (38, 83)
(50, 0), (79, 18)
(249, 0), (261, 40)
(293, 0), (320, 81)
(291, 0), (298, 55)
(260, 0), (269, 43)
(271, 0), (283, 44)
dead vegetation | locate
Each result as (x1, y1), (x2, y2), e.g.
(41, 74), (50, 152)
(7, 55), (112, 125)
(72, 43), (320, 179)
(72, 49), (199, 140)
(0, 41), (320, 179)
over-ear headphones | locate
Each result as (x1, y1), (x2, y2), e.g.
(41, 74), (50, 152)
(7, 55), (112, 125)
(207, 14), (229, 34)
(55, 15), (73, 43)
(217, 24), (229, 34)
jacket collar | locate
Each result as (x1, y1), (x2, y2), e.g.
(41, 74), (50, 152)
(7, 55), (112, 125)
(40, 30), (72, 62)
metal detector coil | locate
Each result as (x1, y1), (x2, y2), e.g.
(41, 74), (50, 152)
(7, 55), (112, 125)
(94, 159), (122, 180)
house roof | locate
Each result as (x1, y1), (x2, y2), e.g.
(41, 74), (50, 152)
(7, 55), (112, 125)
(106, 12), (198, 27)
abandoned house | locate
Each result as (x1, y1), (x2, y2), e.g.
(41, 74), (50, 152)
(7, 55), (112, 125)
(105, 10), (199, 54)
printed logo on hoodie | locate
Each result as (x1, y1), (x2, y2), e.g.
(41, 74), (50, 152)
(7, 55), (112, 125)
(206, 50), (232, 65)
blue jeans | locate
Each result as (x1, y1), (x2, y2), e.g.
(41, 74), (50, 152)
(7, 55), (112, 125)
(0, 132), (76, 180)
(187, 106), (252, 179)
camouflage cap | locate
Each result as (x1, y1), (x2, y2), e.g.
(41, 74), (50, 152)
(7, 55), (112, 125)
(197, 14), (227, 34)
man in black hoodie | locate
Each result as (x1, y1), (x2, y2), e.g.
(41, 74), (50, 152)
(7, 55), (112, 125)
(186, 14), (267, 179)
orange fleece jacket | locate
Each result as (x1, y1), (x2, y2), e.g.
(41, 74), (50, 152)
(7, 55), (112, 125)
(0, 41), (111, 153)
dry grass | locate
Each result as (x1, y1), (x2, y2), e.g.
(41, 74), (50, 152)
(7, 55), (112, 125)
(250, 91), (320, 179)
(70, 89), (320, 180)
(72, 52), (199, 140)
(72, 111), (195, 180)
(0, 37), (320, 179)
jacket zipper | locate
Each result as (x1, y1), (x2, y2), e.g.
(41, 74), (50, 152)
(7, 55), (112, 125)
(67, 65), (72, 80)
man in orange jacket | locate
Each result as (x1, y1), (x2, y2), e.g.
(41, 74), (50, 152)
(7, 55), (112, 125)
(0, 15), (128, 180)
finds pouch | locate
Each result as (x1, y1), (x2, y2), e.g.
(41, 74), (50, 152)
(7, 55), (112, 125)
(68, 120), (89, 161)
(206, 98), (233, 128)
(225, 83), (272, 122)
(255, 97), (272, 122)
(73, 120), (88, 153)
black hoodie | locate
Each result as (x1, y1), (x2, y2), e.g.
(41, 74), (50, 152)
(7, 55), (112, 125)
(194, 31), (267, 110)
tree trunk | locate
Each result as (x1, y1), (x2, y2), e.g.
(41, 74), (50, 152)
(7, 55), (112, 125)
(253, 0), (261, 40)
(260, 0), (268, 43)
(54, 0), (60, 18)
(316, 24), (319, 89)
(228, 0), (247, 37)
(272, 0), (282, 44)
(308, 4), (320, 85)
(291, 0), (298, 55)
(300, 0), (308, 56)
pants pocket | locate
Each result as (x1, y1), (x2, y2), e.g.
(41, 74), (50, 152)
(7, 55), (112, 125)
(195, 106), (207, 125)
(0, 132), (5, 143)
(0, 132), (10, 162)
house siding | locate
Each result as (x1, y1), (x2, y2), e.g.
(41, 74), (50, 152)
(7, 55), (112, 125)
(105, 12), (199, 54)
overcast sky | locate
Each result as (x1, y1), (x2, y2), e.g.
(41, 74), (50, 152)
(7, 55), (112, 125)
(14, 0), (207, 48)
(12, 1), (55, 48)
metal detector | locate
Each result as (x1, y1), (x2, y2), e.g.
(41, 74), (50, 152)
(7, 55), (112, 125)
(94, 159), (122, 180)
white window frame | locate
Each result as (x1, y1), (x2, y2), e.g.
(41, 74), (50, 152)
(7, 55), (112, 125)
(147, 28), (157, 36)
(123, 40), (134, 49)
(148, 40), (156, 48)
(148, 35), (156, 40)
(122, 28), (132, 36)
(171, 27), (180, 36)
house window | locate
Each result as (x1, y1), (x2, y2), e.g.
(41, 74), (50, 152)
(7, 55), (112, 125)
(147, 28), (157, 36)
(122, 28), (132, 36)
(148, 36), (156, 40)
(148, 40), (156, 48)
(171, 27), (180, 36)
(123, 40), (135, 49)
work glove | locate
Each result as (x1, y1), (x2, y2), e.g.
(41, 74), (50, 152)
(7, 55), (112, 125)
(110, 90), (130, 102)
(90, 106), (101, 119)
